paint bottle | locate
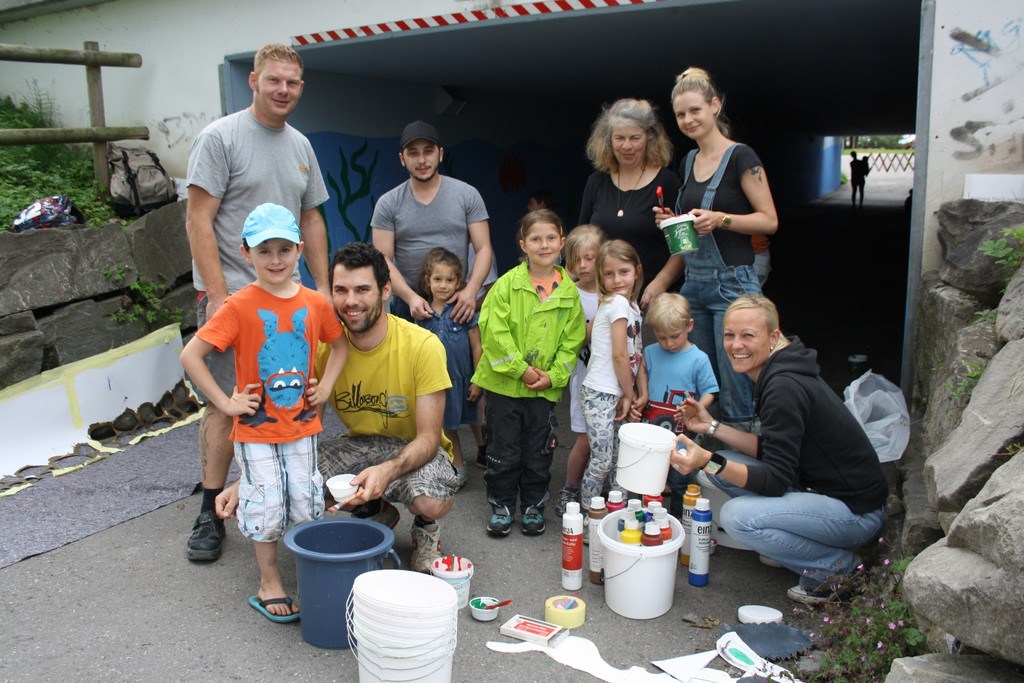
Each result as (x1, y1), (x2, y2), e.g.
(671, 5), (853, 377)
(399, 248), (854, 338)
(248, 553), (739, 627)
(642, 493), (663, 507)
(688, 498), (712, 587)
(562, 502), (584, 591)
(620, 516), (641, 545)
(655, 510), (673, 541)
(622, 498), (642, 532)
(641, 521), (663, 547)
(680, 483), (701, 566)
(606, 490), (626, 513)
(644, 501), (662, 524)
(588, 496), (607, 585)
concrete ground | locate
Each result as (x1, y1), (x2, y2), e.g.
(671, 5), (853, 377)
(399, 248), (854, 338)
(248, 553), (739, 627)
(0, 171), (913, 682)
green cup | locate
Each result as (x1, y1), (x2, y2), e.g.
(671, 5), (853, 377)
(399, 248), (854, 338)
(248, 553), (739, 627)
(661, 214), (698, 255)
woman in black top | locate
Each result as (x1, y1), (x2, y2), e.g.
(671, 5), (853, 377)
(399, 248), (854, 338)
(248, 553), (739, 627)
(653, 67), (779, 427)
(579, 98), (682, 308)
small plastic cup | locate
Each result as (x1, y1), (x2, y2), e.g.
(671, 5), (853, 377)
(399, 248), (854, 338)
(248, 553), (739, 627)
(469, 597), (500, 622)
(326, 474), (359, 504)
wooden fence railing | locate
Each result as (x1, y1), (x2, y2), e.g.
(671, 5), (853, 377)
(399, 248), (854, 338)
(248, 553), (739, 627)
(0, 41), (149, 187)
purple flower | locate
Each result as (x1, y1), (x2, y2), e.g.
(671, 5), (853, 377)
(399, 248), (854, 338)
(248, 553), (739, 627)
(898, 620), (905, 627)
(877, 641), (884, 649)
(823, 616), (830, 622)
(884, 558), (891, 566)
(889, 622), (897, 630)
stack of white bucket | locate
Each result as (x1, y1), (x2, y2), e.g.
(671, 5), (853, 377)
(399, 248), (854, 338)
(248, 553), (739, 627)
(347, 569), (459, 683)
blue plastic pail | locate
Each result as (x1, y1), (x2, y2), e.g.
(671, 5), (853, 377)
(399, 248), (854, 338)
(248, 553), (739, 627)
(283, 518), (399, 649)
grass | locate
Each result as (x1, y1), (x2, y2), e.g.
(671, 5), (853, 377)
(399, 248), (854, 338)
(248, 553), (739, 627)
(1, 88), (119, 230)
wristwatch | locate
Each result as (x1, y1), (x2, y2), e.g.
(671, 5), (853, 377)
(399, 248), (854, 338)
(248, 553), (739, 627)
(705, 419), (720, 437)
(703, 452), (727, 476)
(721, 214), (732, 229)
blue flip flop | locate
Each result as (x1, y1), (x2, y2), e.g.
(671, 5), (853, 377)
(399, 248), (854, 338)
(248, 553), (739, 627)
(248, 595), (300, 623)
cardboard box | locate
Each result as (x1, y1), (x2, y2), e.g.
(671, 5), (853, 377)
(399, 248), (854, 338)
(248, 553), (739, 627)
(499, 614), (565, 646)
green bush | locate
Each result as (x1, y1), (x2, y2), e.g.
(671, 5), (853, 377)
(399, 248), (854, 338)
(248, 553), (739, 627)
(1, 88), (118, 230)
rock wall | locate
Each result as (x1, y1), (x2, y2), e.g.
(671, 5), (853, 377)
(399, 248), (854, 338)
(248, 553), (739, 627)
(0, 201), (195, 391)
(902, 198), (1024, 670)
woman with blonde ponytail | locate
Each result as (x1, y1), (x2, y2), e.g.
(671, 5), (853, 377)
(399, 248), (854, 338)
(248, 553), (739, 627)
(653, 67), (779, 431)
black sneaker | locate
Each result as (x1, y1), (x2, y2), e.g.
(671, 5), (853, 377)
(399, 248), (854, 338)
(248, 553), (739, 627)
(521, 506), (545, 536)
(186, 510), (225, 561)
(475, 446), (488, 469)
(487, 506), (513, 537)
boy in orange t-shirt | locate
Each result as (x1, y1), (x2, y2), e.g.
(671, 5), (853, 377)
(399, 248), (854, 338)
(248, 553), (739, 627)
(180, 203), (347, 622)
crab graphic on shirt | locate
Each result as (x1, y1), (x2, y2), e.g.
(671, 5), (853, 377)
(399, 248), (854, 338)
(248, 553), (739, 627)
(239, 306), (316, 428)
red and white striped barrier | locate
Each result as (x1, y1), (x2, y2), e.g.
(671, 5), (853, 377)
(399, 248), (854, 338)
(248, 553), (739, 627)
(293, 0), (665, 46)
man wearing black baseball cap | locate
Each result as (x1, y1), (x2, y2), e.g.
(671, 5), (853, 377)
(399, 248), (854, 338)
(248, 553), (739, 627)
(372, 120), (493, 324)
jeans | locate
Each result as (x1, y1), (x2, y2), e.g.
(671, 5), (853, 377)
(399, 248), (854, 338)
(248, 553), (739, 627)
(483, 392), (557, 513)
(681, 264), (760, 423)
(699, 451), (886, 590)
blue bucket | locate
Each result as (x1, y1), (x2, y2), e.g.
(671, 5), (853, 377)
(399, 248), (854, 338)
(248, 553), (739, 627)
(283, 518), (400, 649)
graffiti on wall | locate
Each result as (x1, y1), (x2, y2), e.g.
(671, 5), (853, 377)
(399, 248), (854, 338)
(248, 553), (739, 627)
(948, 19), (1024, 164)
(154, 112), (212, 149)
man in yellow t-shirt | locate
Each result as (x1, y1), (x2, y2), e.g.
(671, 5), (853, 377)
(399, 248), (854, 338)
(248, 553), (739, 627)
(220, 242), (458, 573)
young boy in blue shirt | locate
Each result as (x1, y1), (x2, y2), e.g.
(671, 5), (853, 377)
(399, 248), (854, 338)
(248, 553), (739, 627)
(641, 293), (718, 517)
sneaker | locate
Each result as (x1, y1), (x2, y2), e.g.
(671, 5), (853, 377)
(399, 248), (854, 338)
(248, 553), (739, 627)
(186, 510), (225, 561)
(759, 554), (784, 568)
(554, 485), (580, 516)
(410, 521), (442, 573)
(787, 584), (842, 606)
(487, 506), (513, 537)
(521, 506), (545, 536)
(475, 446), (488, 469)
(354, 500), (400, 530)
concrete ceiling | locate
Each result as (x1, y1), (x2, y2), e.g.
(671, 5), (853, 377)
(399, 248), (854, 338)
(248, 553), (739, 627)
(297, 0), (923, 136)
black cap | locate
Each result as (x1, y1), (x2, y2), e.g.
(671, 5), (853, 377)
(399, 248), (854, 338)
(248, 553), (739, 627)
(400, 120), (441, 149)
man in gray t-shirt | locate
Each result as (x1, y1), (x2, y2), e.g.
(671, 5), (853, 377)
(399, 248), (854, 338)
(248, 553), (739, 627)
(182, 43), (329, 580)
(372, 121), (492, 324)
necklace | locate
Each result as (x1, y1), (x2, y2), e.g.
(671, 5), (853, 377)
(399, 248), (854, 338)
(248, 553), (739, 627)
(616, 162), (647, 217)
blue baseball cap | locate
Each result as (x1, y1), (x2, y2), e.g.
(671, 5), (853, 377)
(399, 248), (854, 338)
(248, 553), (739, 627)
(241, 203), (301, 246)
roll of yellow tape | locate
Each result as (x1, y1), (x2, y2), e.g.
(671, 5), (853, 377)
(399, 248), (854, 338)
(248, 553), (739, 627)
(545, 595), (586, 628)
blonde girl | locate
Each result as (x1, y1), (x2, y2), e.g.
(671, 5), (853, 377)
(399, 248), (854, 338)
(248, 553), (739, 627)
(472, 209), (586, 537)
(555, 225), (606, 515)
(415, 247), (482, 489)
(580, 239), (648, 529)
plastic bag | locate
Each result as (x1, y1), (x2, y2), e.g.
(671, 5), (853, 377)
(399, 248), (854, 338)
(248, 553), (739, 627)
(843, 371), (910, 462)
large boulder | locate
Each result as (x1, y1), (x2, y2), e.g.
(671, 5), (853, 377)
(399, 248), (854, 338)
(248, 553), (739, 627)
(905, 453), (1024, 667)
(924, 339), (1024, 522)
(997, 265), (1024, 344)
(939, 214), (1024, 309)
(919, 319), (999, 454)
(886, 653), (1024, 682)
(36, 298), (150, 367)
(912, 271), (982, 408)
(0, 223), (134, 317)
(899, 432), (943, 556)
(125, 200), (192, 289)
(0, 312), (44, 390)
(936, 199), (1024, 258)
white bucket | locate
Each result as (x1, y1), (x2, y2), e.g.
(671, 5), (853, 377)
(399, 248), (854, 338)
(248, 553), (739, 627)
(347, 570), (458, 683)
(597, 510), (684, 619)
(616, 423), (676, 495)
(429, 556), (474, 609)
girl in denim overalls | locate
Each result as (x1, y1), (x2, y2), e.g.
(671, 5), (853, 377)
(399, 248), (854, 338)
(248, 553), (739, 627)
(655, 67), (779, 429)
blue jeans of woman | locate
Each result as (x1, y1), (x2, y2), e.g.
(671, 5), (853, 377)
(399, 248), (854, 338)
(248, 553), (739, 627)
(698, 452), (885, 590)
(681, 263), (760, 424)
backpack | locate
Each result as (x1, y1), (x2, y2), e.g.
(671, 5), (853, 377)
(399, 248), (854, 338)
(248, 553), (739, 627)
(10, 195), (85, 233)
(107, 143), (178, 218)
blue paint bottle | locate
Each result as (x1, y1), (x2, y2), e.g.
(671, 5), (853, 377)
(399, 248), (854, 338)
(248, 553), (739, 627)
(688, 498), (712, 587)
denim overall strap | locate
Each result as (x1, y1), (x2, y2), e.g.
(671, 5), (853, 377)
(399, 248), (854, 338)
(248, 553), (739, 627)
(679, 144), (738, 274)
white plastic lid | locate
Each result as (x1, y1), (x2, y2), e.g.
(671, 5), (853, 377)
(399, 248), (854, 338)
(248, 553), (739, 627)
(566, 502), (580, 515)
(738, 604), (783, 624)
(695, 497), (711, 511)
(624, 516), (638, 530)
(591, 496), (606, 508)
(608, 490), (623, 503)
(627, 499), (642, 511)
(644, 522), (661, 535)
